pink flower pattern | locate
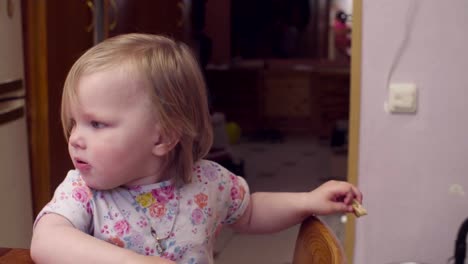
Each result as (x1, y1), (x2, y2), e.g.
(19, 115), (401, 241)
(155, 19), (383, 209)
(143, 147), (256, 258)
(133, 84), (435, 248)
(113, 220), (131, 236)
(72, 186), (90, 203)
(151, 185), (175, 204)
(149, 203), (166, 218)
(203, 165), (219, 181)
(36, 160), (250, 263)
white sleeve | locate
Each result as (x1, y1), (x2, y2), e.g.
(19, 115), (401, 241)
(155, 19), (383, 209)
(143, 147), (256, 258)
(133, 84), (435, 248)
(34, 170), (94, 233)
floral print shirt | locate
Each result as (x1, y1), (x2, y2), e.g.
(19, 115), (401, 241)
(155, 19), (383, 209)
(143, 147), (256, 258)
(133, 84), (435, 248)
(35, 160), (250, 264)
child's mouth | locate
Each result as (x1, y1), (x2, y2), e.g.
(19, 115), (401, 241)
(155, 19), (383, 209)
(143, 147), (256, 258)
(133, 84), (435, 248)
(75, 159), (91, 171)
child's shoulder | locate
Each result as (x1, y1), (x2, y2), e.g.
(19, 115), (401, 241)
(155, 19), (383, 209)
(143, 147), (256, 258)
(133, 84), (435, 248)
(193, 159), (226, 174)
(192, 159), (236, 182)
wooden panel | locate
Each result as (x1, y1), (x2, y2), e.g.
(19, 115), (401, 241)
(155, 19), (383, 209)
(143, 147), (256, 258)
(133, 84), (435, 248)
(24, 0), (94, 215)
(46, 0), (93, 193)
(23, 0), (51, 216)
(106, 0), (184, 40)
(264, 74), (311, 118)
(206, 65), (349, 136)
(262, 70), (319, 134)
(316, 71), (350, 138)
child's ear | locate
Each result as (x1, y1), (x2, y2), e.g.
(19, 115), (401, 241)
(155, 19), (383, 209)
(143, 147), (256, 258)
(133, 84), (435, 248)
(152, 133), (179, 157)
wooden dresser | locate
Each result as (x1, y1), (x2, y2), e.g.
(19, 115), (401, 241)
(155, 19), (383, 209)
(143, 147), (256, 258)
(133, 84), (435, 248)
(206, 60), (350, 138)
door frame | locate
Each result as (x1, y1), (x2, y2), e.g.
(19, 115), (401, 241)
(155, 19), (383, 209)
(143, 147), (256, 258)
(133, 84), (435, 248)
(345, 0), (362, 263)
(22, 0), (51, 216)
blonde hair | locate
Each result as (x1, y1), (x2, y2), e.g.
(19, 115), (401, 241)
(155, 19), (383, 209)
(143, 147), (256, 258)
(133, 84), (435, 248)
(61, 33), (213, 183)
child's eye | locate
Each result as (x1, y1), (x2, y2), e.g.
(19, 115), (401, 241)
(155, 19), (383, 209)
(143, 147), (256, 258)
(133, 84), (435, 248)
(90, 121), (106, 129)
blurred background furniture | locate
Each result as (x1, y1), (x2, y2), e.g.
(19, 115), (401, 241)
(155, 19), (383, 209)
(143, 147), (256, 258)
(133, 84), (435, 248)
(206, 60), (349, 138)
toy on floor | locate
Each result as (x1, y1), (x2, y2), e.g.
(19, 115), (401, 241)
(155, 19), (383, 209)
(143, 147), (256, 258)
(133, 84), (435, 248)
(226, 121), (241, 144)
(207, 113), (245, 177)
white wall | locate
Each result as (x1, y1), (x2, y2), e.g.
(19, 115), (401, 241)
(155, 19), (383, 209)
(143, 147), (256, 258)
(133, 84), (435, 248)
(355, 0), (468, 263)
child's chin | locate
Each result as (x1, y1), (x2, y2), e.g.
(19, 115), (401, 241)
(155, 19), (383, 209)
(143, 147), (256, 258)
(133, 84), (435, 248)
(82, 177), (112, 190)
(80, 172), (123, 190)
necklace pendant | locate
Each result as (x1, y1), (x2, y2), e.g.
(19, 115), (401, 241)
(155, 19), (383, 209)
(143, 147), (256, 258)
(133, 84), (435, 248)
(151, 227), (166, 254)
(155, 238), (165, 254)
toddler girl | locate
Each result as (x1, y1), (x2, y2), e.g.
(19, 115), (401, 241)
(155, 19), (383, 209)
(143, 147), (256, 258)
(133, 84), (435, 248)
(31, 33), (362, 264)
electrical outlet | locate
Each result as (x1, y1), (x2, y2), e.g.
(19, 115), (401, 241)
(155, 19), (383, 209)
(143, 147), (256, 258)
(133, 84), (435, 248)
(384, 83), (417, 113)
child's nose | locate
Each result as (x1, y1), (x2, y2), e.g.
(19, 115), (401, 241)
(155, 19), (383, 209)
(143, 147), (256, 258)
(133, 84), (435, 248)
(69, 128), (86, 149)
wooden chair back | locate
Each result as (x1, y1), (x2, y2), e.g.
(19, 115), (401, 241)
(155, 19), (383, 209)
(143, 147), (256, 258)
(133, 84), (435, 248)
(292, 216), (345, 264)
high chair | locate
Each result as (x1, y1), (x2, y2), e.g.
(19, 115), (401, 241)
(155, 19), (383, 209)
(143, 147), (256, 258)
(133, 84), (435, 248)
(292, 216), (345, 264)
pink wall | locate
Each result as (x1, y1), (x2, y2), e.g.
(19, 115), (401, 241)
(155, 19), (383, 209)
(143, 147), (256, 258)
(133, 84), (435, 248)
(355, 0), (468, 263)
(205, 0), (230, 64)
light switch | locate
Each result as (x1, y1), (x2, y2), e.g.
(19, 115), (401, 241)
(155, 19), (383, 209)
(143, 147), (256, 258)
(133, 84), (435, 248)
(385, 83), (417, 113)
(449, 184), (465, 197)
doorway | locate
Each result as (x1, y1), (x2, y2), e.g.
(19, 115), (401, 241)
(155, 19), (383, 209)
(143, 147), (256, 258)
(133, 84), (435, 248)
(194, 0), (361, 263)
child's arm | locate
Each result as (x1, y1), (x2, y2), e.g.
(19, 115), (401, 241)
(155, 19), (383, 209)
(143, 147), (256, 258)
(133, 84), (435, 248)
(230, 180), (362, 234)
(31, 213), (175, 264)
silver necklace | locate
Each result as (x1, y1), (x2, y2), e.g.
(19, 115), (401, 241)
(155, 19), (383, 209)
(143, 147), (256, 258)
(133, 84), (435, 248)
(150, 227), (170, 254)
(134, 187), (180, 255)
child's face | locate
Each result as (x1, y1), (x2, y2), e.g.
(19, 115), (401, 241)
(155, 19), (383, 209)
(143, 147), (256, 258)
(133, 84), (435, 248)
(67, 68), (163, 190)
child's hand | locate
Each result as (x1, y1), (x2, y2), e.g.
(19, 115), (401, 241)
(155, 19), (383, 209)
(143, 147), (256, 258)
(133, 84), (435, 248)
(306, 180), (363, 215)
